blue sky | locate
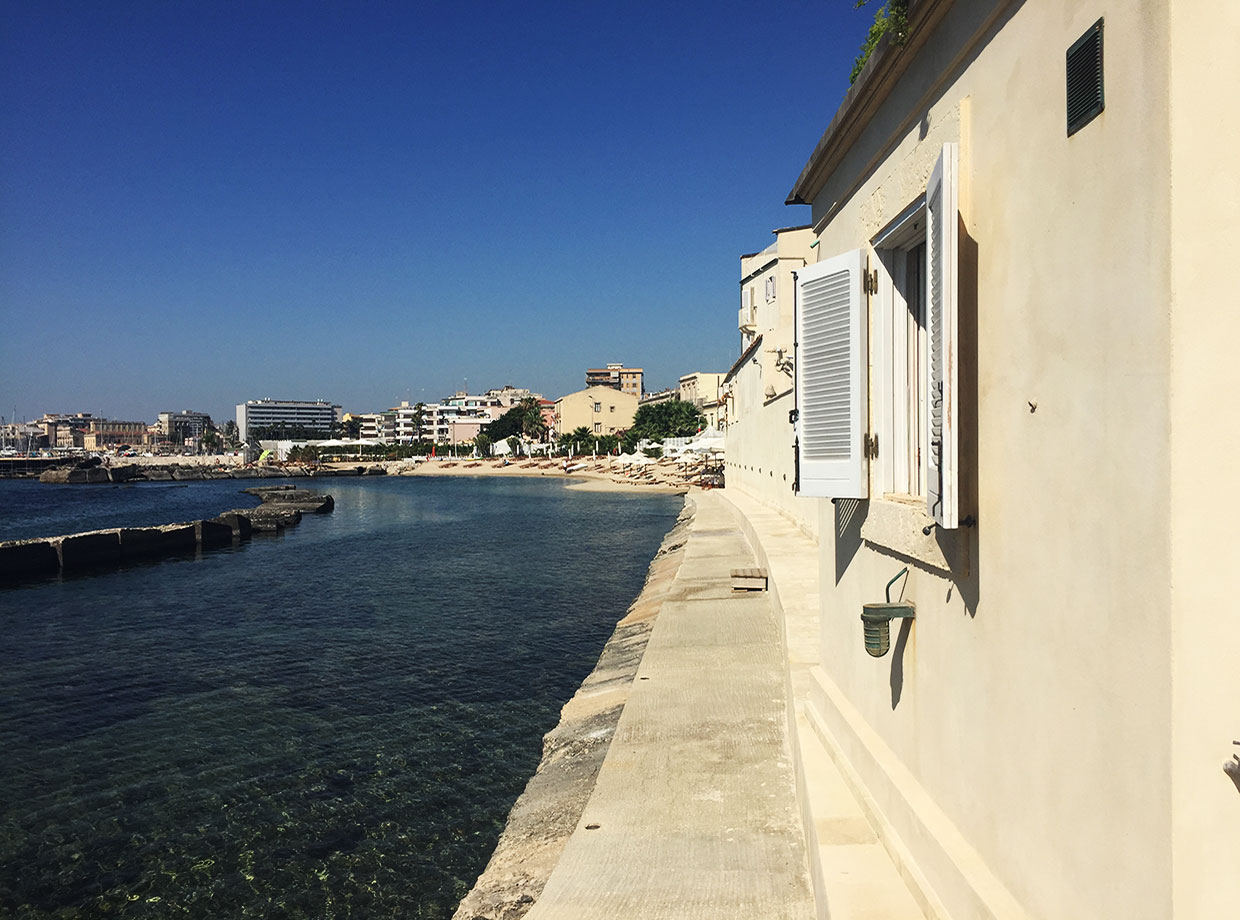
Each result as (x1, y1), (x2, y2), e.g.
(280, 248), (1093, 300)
(1, 1), (873, 423)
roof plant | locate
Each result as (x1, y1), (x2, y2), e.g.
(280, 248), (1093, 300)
(851, 0), (910, 84)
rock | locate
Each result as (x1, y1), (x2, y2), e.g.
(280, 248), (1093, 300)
(171, 468), (204, 481)
(210, 511), (253, 540)
(108, 465), (139, 483)
(196, 519), (235, 548)
(119, 524), (197, 559)
(0, 539), (60, 581)
(39, 469), (71, 483)
(364, 466), (386, 475)
(144, 469), (173, 481)
(59, 530), (122, 570)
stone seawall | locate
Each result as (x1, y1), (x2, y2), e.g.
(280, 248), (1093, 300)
(451, 497), (694, 920)
(0, 487), (334, 584)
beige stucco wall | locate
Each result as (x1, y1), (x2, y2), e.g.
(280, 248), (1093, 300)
(554, 386), (638, 436)
(723, 358), (815, 537)
(791, 1), (1197, 917)
(1168, 1), (1240, 915)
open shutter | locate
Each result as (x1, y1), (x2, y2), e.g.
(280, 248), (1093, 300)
(795, 248), (868, 498)
(926, 143), (959, 527)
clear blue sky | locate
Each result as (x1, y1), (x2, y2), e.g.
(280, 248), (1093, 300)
(1, 1), (873, 423)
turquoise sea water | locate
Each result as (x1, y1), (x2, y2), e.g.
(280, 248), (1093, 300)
(0, 476), (682, 918)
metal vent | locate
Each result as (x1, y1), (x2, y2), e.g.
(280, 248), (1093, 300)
(1066, 19), (1104, 136)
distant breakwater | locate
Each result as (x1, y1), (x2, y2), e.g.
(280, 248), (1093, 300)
(34, 461), (388, 484)
(0, 486), (334, 585)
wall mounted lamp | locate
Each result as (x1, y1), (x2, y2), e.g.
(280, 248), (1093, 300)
(861, 567), (915, 658)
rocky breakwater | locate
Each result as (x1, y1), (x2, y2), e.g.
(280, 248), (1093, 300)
(0, 486), (335, 584)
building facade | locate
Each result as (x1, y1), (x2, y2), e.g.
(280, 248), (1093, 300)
(158, 410), (212, 443)
(585, 363), (644, 398)
(724, 224), (820, 533)
(554, 386), (638, 437)
(726, 2), (1240, 918)
(678, 372), (725, 430)
(236, 399), (342, 441)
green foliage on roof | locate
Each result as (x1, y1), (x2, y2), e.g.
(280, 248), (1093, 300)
(850, 0), (910, 85)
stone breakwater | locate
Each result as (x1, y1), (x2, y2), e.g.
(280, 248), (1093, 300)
(38, 462), (386, 483)
(0, 486), (334, 585)
(451, 499), (693, 920)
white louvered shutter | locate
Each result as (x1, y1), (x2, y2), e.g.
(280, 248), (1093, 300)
(795, 248), (868, 498)
(926, 143), (959, 528)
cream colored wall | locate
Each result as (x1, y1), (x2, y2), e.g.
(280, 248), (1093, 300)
(554, 386), (638, 436)
(800, 2), (1179, 918)
(724, 356), (816, 537)
(1168, 1), (1240, 915)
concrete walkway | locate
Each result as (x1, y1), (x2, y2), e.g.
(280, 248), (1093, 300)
(525, 491), (815, 919)
(524, 488), (927, 920)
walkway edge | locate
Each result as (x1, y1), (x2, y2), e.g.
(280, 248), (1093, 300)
(452, 498), (695, 920)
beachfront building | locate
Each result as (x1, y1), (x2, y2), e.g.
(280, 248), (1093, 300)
(725, 2), (1238, 918)
(723, 224), (819, 532)
(553, 386), (638, 437)
(678, 372), (725, 430)
(157, 410), (212, 444)
(638, 388), (677, 407)
(585, 363), (643, 398)
(236, 399), (342, 441)
(82, 419), (148, 450)
(358, 411), (396, 442)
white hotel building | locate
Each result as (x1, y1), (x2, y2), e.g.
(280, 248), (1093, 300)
(236, 399), (342, 441)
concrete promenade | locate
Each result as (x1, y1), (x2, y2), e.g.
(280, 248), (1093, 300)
(523, 489), (924, 920)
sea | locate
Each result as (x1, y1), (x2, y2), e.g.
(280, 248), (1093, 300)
(0, 475), (683, 919)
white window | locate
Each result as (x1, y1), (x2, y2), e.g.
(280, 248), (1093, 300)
(593, 402), (601, 412)
(795, 143), (960, 528)
(593, 422), (602, 433)
(765, 274), (777, 303)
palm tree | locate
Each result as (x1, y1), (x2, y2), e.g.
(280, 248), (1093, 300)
(519, 397), (548, 442)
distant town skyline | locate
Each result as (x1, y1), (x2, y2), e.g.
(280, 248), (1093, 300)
(1, 2), (874, 424)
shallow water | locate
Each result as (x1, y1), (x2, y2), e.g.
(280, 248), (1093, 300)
(0, 476), (682, 918)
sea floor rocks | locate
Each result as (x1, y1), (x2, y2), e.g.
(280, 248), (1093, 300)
(451, 501), (693, 920)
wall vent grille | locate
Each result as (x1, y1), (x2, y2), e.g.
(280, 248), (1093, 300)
(1067, 19), (1104, 136)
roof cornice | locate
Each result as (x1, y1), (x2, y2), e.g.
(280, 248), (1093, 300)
(786, 0), (956, 207)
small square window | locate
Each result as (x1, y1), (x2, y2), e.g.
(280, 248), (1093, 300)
(593, 402), (601, 412)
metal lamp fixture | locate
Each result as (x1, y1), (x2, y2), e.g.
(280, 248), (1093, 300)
(861, 567), (915, 658)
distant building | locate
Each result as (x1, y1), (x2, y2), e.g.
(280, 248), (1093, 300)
(484, 385), (543, 408)
(158, 410), (212, 443)
(236, 399), (342, 441)
(678, 372), (725, 429)
(585, 363), (643, 398)
(554, 386), (639, 437)
(83, 419), (148, 450)
(639, 388), (677, 407)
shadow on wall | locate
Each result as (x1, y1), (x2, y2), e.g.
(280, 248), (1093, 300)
(834, 498), (867, 584)
(949, 214), (981, 618)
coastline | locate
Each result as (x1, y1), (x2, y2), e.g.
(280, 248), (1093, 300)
(451, 498), (695, 920)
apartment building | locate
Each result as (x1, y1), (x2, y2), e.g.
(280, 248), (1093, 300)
(554, 386), (638, 437)
(585, 363), (643, 398)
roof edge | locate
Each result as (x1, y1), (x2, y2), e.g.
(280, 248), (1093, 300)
(786, 0), (955, 207)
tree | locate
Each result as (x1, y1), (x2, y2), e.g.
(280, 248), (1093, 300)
(221, 420), (239, 446)
(474, 433), (492, 457)
(851, 1), (909, 84)
(621, 399), (705, 451)
(506, 435), (521, 457)
(483, 405), (524, 441)
(342, 418), (361, 439)
(412, 403), (426, 440)
(520, 398), (548, 441)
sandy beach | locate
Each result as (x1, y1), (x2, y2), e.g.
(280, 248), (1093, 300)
(362, 456), (697, 495)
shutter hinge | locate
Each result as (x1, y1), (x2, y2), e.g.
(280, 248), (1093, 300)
(863, 432), (879, 459)
(863, 269), (878, 296)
